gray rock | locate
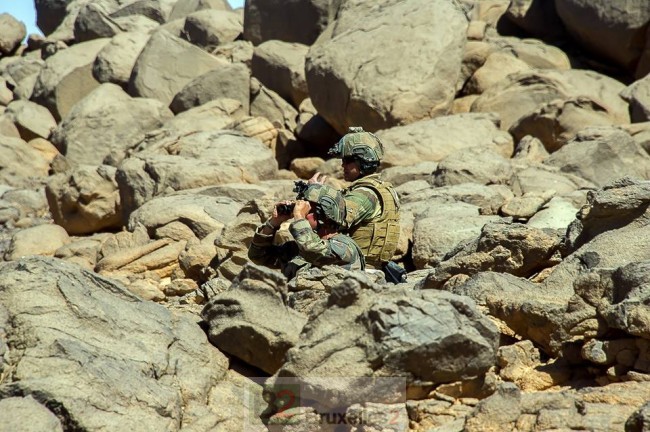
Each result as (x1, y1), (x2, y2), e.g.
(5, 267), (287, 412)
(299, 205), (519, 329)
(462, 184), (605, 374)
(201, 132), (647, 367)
(145, 97), (245, 140)
(510, 165), (596, 196)
(527, 196), (579, 231)
(471, 69), (630, 131)
(2, 56), (44, 101)
(93, 32), (150, 87)
(381, 162), (439, 188)
(488, 36), (572, 70)
(4, 100), (57, 141)
(127, 194), (240, 240)
(50, 83), (173, 166)
(503, 0), (566, 42)
(109, 0), (172, 24)
(376, 113), (513, 168)
(509, 97), (617, 153)
(555, 0), (650, 77)
(294, 97), (340, 152)
(0, 396), (63, 432)
(46, 165), (122, 235)
(0, 136), (50, 187)
(252, 40), (309, 108)
(181, 9), (242, 51)
(73, 2), (124, 42)
(243, 0), (336, 46)
(250, 78), (298, 131)
(4, 224), (70, 260)
(0, 13), (26, 56)
(273, 283), (499, 407)
(169, 63), (250, 114)
(201, 263), (307, 374)
(464, 380), (650, 431)
(626, 401), (650, 432)
(168, 0), (231, 21)
(34, 0), (75, 36)
(411, 201), (502, 268)
(544, 127), (650, 187)
(116, 130), (277, 217)
(128, 30), (228, 106)
(31, 38), (110, 121)
(432, 147), (513, 187)
(543, 178), (650, 314)
(306, 0), (468, 133)
(419, 221), (563, 289)
(622, 75), (650, 123)
(600, 261), (650, 339)
(0, 256), (235, 430)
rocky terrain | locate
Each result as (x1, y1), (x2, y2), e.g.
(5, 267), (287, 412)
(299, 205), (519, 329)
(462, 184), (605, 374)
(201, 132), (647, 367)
(1, 0), (650, 430)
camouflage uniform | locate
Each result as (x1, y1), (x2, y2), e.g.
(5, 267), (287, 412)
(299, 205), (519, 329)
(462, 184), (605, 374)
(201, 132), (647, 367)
(330, 127), (401, 268)
(248, 184), (365, 279)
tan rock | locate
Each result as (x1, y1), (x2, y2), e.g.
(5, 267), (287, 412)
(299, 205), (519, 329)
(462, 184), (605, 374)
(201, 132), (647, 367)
(5, 224), (71, 260)
(226, 116), (278, 148)
(289, 157), (325, 179)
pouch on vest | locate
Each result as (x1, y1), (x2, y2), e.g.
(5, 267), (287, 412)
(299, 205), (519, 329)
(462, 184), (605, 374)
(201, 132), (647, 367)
(382, 261), (407, 284)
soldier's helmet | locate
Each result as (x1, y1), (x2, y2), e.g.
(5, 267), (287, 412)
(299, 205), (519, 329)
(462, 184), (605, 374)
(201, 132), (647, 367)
(328, 126), (384, 175)
(302, 184), (346, 228)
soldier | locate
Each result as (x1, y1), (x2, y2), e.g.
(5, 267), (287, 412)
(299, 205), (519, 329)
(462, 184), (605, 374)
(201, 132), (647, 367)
(248, 184), (365, 279)
(310, 127), (401, 271)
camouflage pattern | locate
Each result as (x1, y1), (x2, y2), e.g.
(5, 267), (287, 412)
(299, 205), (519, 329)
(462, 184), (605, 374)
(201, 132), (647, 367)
(328, 126), (384, 174)
(343, 174), (401, 268)
(248, 219), (365, 279)
(301, 184), (346, 227)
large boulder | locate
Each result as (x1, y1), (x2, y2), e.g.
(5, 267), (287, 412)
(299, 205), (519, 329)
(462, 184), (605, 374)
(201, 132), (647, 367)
(31, 38), (110, 121)
(181, 9), (242, 52)
(555, 0), (650, 78)
(306, 0), (468, 133)
(420, 221), (563, 289)
(273, 276), (499, 407)
(73, 2), (123, 42)
(3, 100), (57, 142)
(201, 263), (307, 374)
(128, 30), (228, 106)
(46, 165), (122, 235)
(431, 147), (514, 187)
(2, 56), (44, 101)
(116, 130), (278, 217)
(471, 69), (630, 131)
(169, 63), (250, 114)
(34, 0), (75, 35)
(0, 136), (51, 187)
(504, 0), (566, 41)
(411, 200), (503, 268)
(252, 40), (309, 108)
(243, 0), (337, 46)
(463, 381), (650, 432)
(93, 32), (150, 87)
(0, 13), (26, 56)
(376, 113), (513, 167)
(543, 128), (650, 187)
(0, 256), (249, 430)
(127, 193), (241, 240)
(509, 96), (617, 153)
(50, 83), (173, 166)
(168, 0), (231, 21)
(4, 224), (70, 261)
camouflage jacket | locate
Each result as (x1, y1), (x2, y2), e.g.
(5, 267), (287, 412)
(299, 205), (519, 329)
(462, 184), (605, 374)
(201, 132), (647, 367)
(248, 219), (365, 279)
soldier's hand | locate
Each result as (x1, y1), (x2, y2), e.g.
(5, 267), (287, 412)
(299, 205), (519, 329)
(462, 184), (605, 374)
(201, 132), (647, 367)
(271, 200), (293, 226)
(293, 200), (311, 219)
(308, 172), (327, 185)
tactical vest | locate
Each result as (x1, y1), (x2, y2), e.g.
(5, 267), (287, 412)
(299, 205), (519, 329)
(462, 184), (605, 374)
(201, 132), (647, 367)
(345, 174), (400, 268)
